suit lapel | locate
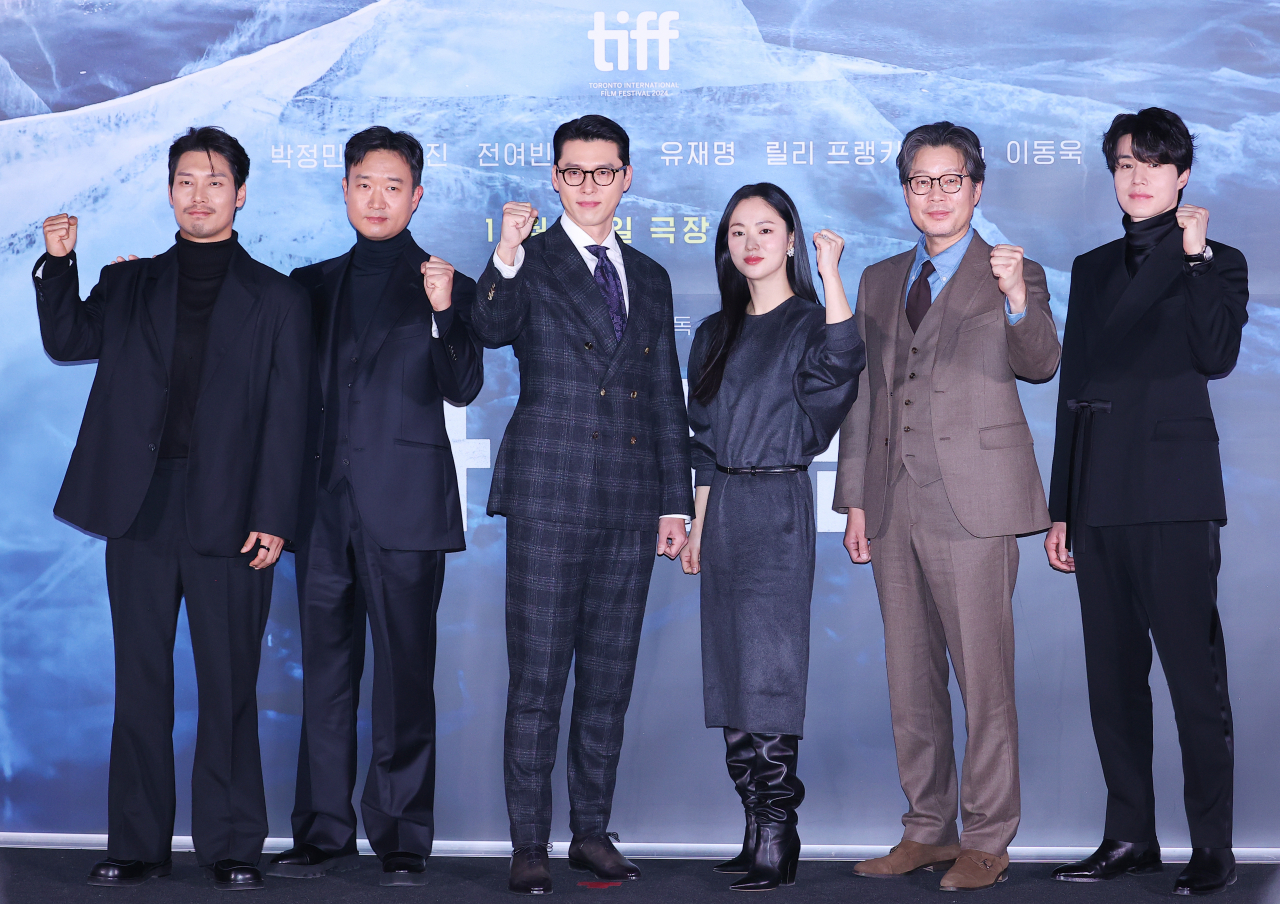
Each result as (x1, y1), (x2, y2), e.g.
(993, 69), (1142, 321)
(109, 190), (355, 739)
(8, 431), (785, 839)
(933, 233), (992, 370)
(356, 244), (425, 370)
(317, 253), (350, 401)
(1095, 227), (1184, 348)
(599, 242), (650, 383)
(143, 246), (179, 368)
(876, 250), (914, 390)
(197, 245), (259, 397)
(547, 219), (620, 357)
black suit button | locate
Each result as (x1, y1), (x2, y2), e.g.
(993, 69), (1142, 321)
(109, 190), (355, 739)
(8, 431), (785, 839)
(320, 406), (325, 413)
(904, 399), (912, 406)
(347, 382), (352, 388)
(911, 347), (919, 354)
(630, 437), (637, 444)
(630, 391), (637, 399)
(600, 389), (607, 396)
(148, 444), (155, 451)
(592, 432), (600, 439)
(903, 426), (911, 433)
(908, 372), (916, 379)
(350, 356), (358, 363)
(644, 347), (650, 354)
(315, 454), (321, 460)
(342, 458), (349, 465)
(585, 341), (594, 350)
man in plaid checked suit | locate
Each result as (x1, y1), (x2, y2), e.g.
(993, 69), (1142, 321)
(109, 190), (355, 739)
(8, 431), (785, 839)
(473, 115), (693, 896)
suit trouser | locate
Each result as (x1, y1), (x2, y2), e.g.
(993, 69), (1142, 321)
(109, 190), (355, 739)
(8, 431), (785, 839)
(503, 516), (655, 847)
(869, 467), (1021, 855)
(291, 480), (445, 859)
(103, 459), (273, 866)
(1073, 520), (1233, 848)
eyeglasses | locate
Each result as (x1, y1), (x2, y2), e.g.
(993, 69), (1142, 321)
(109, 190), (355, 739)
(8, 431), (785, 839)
(906, 173), (971, 195)
(556, 165), (627, 186)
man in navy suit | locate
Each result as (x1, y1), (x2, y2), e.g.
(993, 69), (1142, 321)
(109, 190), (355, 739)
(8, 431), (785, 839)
(266, 127), (483, 887)
(34, 127), (310, 890)
(473, 114), (693, 895)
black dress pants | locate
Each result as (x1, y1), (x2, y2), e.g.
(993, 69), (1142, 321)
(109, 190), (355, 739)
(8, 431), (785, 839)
(103, 459), (273, 866)
(1074, 520), (1234, 848)
(503, 517), (655, 847)
(291, 480), (445, 859)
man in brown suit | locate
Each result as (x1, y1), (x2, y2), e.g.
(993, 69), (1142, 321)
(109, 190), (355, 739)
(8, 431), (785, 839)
(833, 122), (1060, 892)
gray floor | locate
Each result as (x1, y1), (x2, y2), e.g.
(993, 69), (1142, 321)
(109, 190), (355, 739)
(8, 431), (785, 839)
(0, 850), (1275, 904)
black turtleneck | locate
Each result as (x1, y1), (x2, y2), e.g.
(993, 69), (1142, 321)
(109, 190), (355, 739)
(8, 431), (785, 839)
(1123, 208), (1179, 278)
(159, 232), (236, 458)
(346, 228), (410, 337)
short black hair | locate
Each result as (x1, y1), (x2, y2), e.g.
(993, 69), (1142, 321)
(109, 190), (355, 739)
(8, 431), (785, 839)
(344, 126), (424, 189)
(553, 115), (630, 167)
(168, 126), (250, 189)
(896, 121), (986, 185)
(1102, 107), (1195, 174)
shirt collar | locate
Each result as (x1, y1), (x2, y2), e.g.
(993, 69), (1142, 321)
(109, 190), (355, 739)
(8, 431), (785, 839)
(560, 214), (619, 255)
(911, 226), (976, 285)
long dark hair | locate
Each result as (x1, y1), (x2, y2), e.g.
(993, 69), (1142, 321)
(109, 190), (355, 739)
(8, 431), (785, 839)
(691, 183), (818, 406)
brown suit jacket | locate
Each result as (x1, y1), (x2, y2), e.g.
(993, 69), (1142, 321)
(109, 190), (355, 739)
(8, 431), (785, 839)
(833, 232), (1060, 539)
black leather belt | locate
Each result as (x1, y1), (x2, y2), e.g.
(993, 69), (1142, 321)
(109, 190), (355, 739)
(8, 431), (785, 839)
(1064, 398), (1111, 551)
(716, 464), (808, 475)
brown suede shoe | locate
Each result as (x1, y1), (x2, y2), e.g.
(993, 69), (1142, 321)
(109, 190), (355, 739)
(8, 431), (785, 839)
(939, 850), (1010, 891)
(854, 839), (961, 878)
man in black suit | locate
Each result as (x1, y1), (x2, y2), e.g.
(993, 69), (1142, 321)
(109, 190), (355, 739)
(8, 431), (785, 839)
(265, 127), (482, 887)
(474, 114), (693, 895)
(1044, 108), (1248, 896)
(33, 127), (311, 890)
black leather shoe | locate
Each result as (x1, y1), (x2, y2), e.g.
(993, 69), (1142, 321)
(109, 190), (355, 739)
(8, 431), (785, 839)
(509, 844), (553, 895)
(87, 858), (172, 887)
(1052, 839), (1163, 882)
(1174, 848), (1236, 896)
(380, 851), (428, 887)
(265, 843), (361, 878)
(568, 832), (641, 881)
(208, 859), (264, 890)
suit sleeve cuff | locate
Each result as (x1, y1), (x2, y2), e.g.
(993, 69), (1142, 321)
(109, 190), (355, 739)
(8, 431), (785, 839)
(491, 245), (525, 279)
(431, 305), (455, 338)
(36, 252), (74, 281)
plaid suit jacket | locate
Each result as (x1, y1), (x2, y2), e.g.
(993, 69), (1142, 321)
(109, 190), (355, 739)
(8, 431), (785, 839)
(473, 219), (693, 529)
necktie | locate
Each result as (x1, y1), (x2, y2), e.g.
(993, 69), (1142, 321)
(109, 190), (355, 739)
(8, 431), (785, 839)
(905, 259), (935, 333)
(587, 244), (627, 340)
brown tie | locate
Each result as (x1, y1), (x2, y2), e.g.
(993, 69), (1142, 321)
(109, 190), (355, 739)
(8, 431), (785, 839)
(905, 260), (935, 333)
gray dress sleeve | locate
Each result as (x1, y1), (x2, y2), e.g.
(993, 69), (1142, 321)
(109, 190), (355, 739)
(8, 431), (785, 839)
(794, 316), (866, 459)
(687, 319), (718, 487)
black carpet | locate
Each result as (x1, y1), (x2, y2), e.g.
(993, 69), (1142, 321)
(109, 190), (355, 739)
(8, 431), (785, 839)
(0, 850), (1274, 904)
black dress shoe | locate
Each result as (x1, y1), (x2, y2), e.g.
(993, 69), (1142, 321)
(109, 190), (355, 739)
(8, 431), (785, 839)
(265, 843), (361, 878)
(568, 832), (641, 881)
(87, 857), (172, 887)
(509, 844), (553, 895)
(1052, 839), (1163, 882)
(380, 851), (428, 887)
(208, 859), (264, 890)
(1174, 848), (1236, 896)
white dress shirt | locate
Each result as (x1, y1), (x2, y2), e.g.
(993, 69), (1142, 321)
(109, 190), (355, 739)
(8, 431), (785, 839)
(491, 215), (630, 313)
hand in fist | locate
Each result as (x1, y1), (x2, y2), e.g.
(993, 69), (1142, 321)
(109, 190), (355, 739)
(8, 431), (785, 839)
(812, 228), (845, 276)
(496, 201), (539, 266)
(43, 214), (77, 258)
(989, 243), (1027, 314)
(1177, 204), (1209, 255)
(421, 257), (456, 312)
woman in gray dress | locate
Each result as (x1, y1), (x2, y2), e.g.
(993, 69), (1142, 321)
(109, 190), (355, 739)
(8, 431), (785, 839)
(681, 183), (865, 891)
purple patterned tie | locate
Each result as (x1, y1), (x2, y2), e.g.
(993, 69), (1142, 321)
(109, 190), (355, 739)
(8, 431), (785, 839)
(587, 244), (627, 340)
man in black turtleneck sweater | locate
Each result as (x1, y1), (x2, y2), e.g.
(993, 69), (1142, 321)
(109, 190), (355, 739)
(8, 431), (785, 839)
(1044, 109), (1249, 896)
(33, 128), (311, 890)
(267, 127), (482, 887)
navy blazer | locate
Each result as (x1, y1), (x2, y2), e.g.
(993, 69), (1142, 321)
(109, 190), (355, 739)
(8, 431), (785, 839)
(1048, 227), (1249, 526)
(33, 244), (312, 555)
(473, 219), (693, 529)
(291, 238), (483, 551)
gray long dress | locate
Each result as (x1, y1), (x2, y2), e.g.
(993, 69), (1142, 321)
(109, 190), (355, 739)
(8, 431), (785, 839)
(688, 296), (865, 737)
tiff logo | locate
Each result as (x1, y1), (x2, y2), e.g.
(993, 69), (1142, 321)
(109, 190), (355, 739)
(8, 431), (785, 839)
(589, 11), (680, 71)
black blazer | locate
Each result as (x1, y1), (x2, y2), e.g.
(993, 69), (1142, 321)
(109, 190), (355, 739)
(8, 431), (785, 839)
(472, 219), (693, 529)
(1048, 227), (1249, 526)
(291, 238), (482, 551)
(33, 244), (312, 555)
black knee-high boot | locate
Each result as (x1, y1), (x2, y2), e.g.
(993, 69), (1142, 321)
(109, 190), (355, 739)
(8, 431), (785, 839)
(714, 728), (757, 873)
(731, 733), (803, 892)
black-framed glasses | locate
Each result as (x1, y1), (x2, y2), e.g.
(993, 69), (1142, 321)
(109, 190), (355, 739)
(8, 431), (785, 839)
(556, 165), (627, 186)
(906, 173), (970, 195)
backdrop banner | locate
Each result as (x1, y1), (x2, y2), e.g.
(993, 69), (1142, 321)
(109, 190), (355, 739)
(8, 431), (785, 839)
(1, 0), (1277, 851)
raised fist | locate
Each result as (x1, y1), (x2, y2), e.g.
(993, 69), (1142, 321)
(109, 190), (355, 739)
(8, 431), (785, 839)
(421, 257), (456, 312)
(43, 214), (77, 258)
(496, 201), (539, 266)
(989, 243), (1027, 313)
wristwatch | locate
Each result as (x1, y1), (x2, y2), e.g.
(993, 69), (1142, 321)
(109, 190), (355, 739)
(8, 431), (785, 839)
(1184, 244), (1214, 265)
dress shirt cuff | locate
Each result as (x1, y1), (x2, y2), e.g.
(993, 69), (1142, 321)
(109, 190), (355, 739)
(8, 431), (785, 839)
(1004, 297), (1026, 325)
(660, 513), (693, 531)
(491, 245), (525, 278)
